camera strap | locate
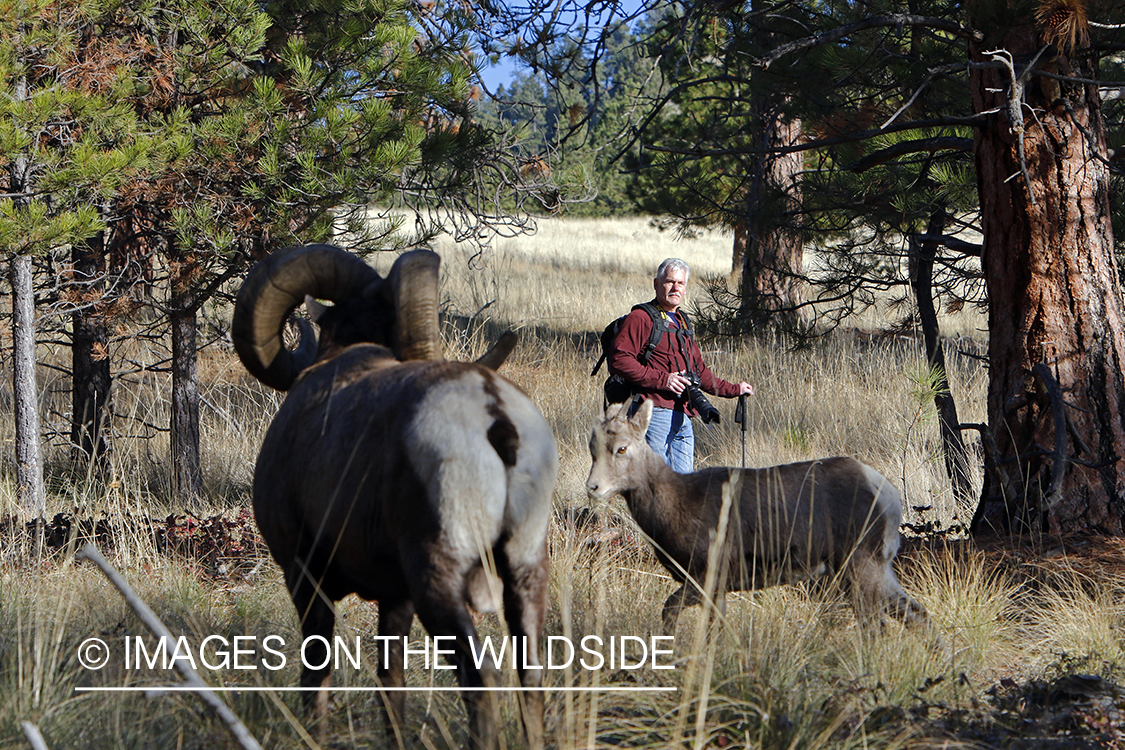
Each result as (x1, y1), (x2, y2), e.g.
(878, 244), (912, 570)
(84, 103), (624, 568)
(665, 310), (701, 376)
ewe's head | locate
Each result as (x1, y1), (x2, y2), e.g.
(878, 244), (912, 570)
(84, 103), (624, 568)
(233, 245), (441, 391)
(585, 399), (655, 500)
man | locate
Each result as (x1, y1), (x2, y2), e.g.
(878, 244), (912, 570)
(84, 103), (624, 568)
(608, 257), (753, 473)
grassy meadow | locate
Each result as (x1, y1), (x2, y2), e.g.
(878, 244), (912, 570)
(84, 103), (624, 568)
(3, 215), (1124, 749)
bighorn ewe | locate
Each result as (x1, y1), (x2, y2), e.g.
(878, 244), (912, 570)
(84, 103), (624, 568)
(233, 244), (557, 749)
(586, 400), (926, 634)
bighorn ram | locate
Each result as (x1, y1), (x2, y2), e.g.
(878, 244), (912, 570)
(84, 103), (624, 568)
(233, 244), (558, 749)
(586, 400), (927, 634)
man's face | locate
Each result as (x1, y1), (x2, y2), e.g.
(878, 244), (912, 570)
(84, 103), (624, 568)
(654, 267), (688, 312)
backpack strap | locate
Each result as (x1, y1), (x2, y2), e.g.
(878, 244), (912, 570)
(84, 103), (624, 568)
(590, 301), (685, 377)
(632, 302), (668, 366)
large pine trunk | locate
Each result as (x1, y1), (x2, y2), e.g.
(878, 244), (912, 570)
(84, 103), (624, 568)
(733, 106), (806, 333)
(70, 235), (112, 471)
(170, 296), (203, 509)
(10, 253), (46, 516)
(970, 21), (1125, 535)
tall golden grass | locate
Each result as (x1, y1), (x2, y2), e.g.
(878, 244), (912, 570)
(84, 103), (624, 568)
(1, 216), (1122, 749)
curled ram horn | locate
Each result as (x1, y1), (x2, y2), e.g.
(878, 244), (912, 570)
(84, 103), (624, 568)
(232, 244), (384, 391)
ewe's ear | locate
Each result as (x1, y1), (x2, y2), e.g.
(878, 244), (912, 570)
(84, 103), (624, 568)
(631, 399), (654, 432)
(476, 330), (517, 370)
(604, 402), (627, 422)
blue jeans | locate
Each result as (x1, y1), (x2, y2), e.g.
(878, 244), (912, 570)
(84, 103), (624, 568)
(645, 406), (694, 473)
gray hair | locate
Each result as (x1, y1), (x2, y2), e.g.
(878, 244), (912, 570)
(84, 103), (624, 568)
(655, 257), (690, 281)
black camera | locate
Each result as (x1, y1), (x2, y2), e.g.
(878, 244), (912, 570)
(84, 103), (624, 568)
(684, 372), (721, 425)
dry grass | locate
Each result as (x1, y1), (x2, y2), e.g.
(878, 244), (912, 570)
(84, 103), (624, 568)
(2, 217), (1122, 749)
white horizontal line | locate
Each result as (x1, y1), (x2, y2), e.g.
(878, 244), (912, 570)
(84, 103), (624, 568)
(76, 686), (676, 693)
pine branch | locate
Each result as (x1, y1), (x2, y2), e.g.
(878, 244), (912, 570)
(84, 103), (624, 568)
(846, 137), (973, 173)
(754, 15), (984, 70)
(644, 115), (986, 159)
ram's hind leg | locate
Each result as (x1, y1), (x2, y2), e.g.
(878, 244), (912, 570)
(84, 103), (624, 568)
(285, 557), (337, 725)
(498, 536), (549, 750)
(376, 599), (415, 741)
(408, 550), (500, 750)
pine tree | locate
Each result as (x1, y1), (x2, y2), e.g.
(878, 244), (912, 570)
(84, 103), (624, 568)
(0, 0), (147, 512)
(106, 0), (496, 507)
(472, 8), (662, 216)
(2, 0), (523, 509)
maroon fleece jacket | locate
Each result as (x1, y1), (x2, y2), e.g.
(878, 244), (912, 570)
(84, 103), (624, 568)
(607, 302), (741, 415)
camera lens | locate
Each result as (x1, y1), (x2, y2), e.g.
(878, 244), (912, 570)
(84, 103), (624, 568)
(685, 382), (721, 425)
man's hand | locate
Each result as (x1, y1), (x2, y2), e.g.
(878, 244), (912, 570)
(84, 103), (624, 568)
(737, 381), (754, 396)
(666, 371), (692, 396)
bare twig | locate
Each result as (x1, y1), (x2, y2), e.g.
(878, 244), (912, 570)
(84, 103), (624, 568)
(880, 64), (968, 129)
(76, 544), (263, 750)
(643, 115), (987, 159)
(21, 722), (51, 750)
(1066, 407), (1092, 458)
(983, 45), (1051, 205)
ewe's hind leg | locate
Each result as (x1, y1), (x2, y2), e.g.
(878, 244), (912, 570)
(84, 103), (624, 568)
(498, 537), (549, 750)
(661, 582), (704, 636)
(376, 599), (415, 739)
(848, 555), (927, 627)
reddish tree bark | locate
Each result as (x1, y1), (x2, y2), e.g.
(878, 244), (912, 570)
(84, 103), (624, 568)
(732, 109), (807, 333)
(970, 19), (1125, 535)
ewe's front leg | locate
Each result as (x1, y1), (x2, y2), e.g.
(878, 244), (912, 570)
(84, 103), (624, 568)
(847, 554), (928, 628)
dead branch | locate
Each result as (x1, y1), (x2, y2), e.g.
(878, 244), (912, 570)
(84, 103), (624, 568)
(642, 115), (987, 160)
(881, 64), (970, 129)
(21, 722), (50, 750)
(911, 233), (983, 257)
(76, 544), (263, 750)
(963, 421), (1019, 535)
(982, 46), (1051, 206)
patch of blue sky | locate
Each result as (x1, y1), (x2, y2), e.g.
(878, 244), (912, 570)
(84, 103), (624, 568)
(474, 0), (650, 89)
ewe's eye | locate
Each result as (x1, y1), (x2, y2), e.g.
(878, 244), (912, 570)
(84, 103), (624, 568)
(615, 445), (627, 455)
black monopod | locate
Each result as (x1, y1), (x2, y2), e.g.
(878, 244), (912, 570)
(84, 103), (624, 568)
(734, 394), (748, 469)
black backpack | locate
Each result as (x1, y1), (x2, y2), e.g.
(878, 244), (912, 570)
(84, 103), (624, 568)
(591, 302), (693, 405)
